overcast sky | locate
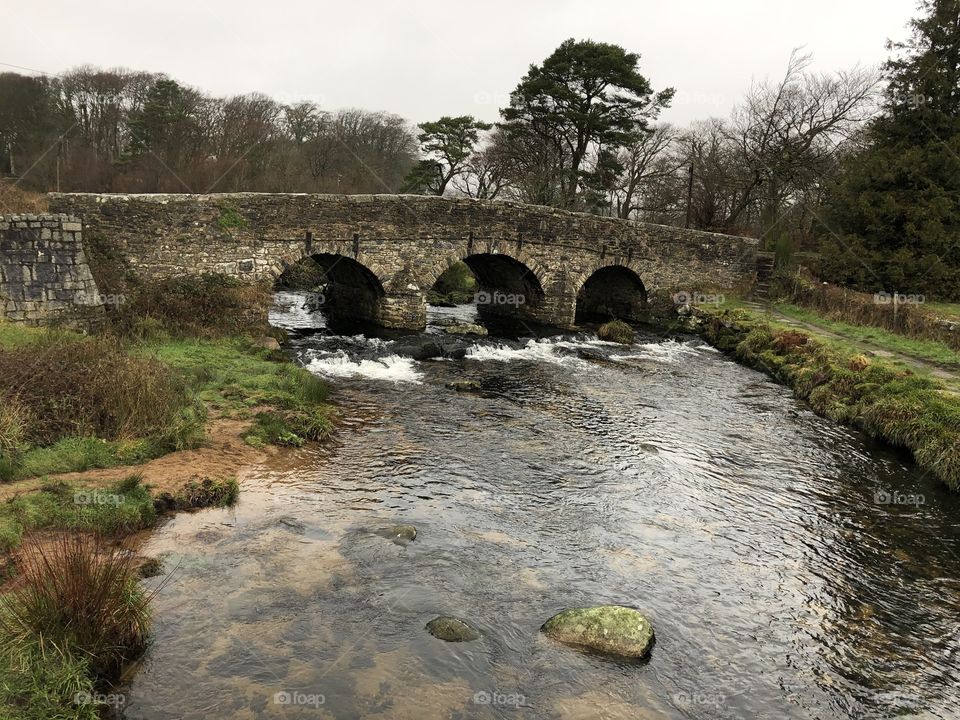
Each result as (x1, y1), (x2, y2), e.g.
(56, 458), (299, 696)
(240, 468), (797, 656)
(7, 0), (917, 127)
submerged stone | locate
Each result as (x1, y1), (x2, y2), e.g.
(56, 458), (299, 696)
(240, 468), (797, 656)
(541, 605), (654, 659)
(447, 380), (482, 393)
(426, 616), (481, 642)
(374, 524), (417, 544)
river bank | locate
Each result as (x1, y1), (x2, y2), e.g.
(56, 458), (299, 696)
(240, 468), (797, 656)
(682, 304), (960, 490)
(0, 315), (337, 719)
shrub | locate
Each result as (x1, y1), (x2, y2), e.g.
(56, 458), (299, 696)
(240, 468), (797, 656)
(597, 319), (635, 344)
(0, 333), (201, 451)
(112, 274), (271, 339)
(0, 534), (154, 682)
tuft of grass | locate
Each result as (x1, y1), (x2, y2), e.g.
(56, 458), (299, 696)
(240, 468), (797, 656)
(154, 476), (239, 512)
(0, 534), (154, 684)
(700, 308), (960, 490)
(0, 641), (98, 720)
(597, 319), (635, 345)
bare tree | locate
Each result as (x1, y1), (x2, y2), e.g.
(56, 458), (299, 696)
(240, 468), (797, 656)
(723, 51), (881, 234)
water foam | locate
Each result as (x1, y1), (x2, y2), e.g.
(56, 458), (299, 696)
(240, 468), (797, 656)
(306, 352), (423, 383)
(465, 337), (591, 366)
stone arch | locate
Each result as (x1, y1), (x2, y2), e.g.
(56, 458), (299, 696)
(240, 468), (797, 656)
(422, 247), (549, 300)
(575, 262), (648, 322)
(274, 251), (387, 327)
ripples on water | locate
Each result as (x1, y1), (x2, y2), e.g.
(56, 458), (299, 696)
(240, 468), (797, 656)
(121, 292), (960, 719)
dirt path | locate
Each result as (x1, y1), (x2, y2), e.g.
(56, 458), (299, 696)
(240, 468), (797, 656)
(744, 300), (960, 390)
(0, 417), (275, 501)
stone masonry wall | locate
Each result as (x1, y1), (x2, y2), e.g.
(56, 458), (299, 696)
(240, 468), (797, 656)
(0, 214), (105, 327)
(46, 193), (760, 329)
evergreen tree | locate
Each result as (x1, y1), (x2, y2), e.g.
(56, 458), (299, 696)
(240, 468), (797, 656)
(822, 0), (960, 298)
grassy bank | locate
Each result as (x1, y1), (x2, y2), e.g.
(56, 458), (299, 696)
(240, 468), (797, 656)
(0, 273), (334, 718)
(774, 270), (960, 351)
(773, 303), (960, 369)
(0, 473), (239, 719)
(0, 275), (334, 479)
(694, 307), (960, 490)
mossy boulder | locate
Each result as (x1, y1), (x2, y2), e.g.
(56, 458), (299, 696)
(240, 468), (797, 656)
(426, 616), (481, 642)
(597, 320), (635, 345)
(541, 605), (654, 659)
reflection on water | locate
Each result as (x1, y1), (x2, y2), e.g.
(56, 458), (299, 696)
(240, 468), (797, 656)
(121, 292), (960, 719)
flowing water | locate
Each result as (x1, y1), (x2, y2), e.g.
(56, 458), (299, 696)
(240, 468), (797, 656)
(121, 291), (960, 719)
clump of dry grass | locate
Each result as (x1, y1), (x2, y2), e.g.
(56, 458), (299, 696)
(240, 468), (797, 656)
(0, 182), (47, 214)
(0, 333), (195, 447)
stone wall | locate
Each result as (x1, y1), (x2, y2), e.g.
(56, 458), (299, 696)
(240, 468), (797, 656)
(47, 193), (760, 329)
(0, 213), (105, 327)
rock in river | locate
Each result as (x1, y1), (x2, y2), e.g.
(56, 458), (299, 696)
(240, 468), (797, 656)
(426, 616), (481, 642)
(374, 524), (417, 545)
(447, 379), (482, 393)
(441, 322), (488, 336)
(540, 605), (654, 659)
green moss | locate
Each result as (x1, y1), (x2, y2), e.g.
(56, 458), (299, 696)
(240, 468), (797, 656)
(216, 205), (248, 230)
(597, 319), (635, 344)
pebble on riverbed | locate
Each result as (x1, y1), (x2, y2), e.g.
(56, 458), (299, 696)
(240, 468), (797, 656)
(541, 605), (655, 659)
(425, 616), (482, 642)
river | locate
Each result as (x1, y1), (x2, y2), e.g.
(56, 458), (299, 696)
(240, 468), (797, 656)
(120, 291), (960, 719)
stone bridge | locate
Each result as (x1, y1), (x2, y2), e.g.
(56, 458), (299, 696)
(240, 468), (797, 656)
(44, 193), (760, 330)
